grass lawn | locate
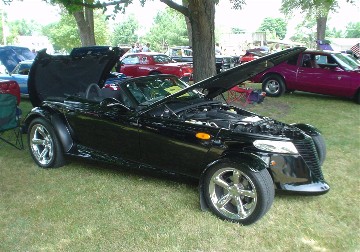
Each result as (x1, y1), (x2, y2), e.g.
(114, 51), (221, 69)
(1, 91), (359, 251)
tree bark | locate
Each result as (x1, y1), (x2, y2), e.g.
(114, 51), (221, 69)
(188, 0), (216, 82)
(182, 0), (192, 47)
(316, 16), (327, 49)
(73, 7), (96, 46)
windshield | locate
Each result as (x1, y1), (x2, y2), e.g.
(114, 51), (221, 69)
(125, 76), (202, 105)
(333, 53), (359, 70)
(153, 55), (173, 63)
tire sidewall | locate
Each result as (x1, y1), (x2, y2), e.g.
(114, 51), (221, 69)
(203, 161), (274, 225)
(312, 134), (327, 166)
(28, 117), (64, 168)
(262, 74), (285, 97)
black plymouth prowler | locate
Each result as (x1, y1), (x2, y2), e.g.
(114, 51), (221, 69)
(24, 46), (329, 225)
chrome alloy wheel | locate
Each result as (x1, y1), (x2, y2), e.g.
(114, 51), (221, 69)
(265, 79), (280, 95)
(208, 168), (257, 220)
(29, 123), (54, 166)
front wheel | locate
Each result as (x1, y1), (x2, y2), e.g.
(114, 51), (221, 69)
(28, 117), (65, 168)
(203, 161), (274, 225)
(262, 74), (286, 97)
(312, 134), (326, 166)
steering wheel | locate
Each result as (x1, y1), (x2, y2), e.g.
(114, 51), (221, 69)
(85, 83), (101, 100)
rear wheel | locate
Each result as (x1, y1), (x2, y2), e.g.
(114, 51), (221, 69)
(28, 117), (65, 168)
(262, 74), (286, 97)
(203, 161), (274, 225)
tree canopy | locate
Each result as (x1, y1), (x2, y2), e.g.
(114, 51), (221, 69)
(142, 8), (188, 52)
(258, 17), (287, 40)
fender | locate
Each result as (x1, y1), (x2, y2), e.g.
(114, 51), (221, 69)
(198, 152), (268, 211)
(291, 123), (322, 136)
(24, 106), (74, 153)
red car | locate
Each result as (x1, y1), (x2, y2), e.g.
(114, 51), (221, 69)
(117, 52), (193, 82)
(251, 50), (360, 103)
(239, 49), (267, 64)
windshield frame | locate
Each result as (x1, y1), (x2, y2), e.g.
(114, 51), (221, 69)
(332, 53), (358, 71)
(120, 74), (203, 110)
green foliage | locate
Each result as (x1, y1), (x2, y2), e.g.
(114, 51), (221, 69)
(43, 10), (109, 52)
(258, 17), (287, 40)
(111, 15), (139, 46)
(42, 14), (81, 52)
(290, 19), (317, 48)
(326, 27), (344, 38)
(0, 13), (42, 45)
(345, 22), (360, 38)
(281, 0), (339, 18)
(142, 7), (189, 52)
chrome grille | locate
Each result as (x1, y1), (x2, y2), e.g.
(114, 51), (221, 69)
(293, 137), (324, 181)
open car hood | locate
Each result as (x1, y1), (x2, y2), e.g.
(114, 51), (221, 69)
(0, 46), (35, 73)
(194, 47), (306, 99)
(28, 47), (123, 107)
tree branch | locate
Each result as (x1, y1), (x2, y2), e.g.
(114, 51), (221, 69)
(159, 0), (189, 17)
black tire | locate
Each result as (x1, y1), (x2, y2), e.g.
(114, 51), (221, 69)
(28, 117), (65, 168)
(203, 161), (274, 225)
(262, 74), (286, 97)
(312, 134), (326, 166)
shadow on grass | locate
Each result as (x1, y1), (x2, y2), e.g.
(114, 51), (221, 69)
(66, 155), (199, 187)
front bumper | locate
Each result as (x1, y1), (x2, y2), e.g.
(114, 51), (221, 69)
(267, 154), (330, 195)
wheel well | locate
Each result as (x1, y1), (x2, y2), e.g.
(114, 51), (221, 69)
(261, 73), (285, 84)
(25, 112), (74, 153)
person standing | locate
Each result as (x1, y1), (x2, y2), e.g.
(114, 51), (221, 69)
(142, 43), (151, 52)
(215, 43), (222, 55)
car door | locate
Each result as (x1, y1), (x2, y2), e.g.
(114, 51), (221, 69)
(64, 100), (141, 162)
(295, 53), (352, 96)
(137, 114), (220, 177)
(119, 55), (140, 78)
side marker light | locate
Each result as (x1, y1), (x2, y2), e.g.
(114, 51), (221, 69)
(196, 132), (211, 140)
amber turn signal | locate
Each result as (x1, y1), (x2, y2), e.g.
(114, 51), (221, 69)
(196, 132), (211, 140)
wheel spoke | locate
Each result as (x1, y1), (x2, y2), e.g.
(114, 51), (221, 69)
(216, 193), (232, 208)
(213, 176), (230, 189)
(232, 170), (241, 184)
(39, 147), (49, 160)
(238, 189), (256, 199)
(37, 126), (48, 139)
(32, 138), (45, 146)
(234, 196), (247, 218)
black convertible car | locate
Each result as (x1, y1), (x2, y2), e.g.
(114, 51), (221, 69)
(24, 47), (329, 225)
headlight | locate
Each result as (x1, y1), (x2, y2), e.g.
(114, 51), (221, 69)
(253, 140), (298, 154)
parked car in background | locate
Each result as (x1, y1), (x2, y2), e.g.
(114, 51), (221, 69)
(166, 46), (234, 74)
(0, 60), (33, 95)
(165, 46), (193, 63)
(251, 50), (360, 103)
(24, 46), (329, 225)
(215, 55), (235, 73)
(239, 49), (268, 64)
(0, 46), (35, 74)
(117, 52), (193, 82)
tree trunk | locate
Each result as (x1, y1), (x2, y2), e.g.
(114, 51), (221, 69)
(188, 0), (216, 82)
(316, 16), (327, 49)
(182, 0), (192, 47)
(73, 7), (96, 46)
